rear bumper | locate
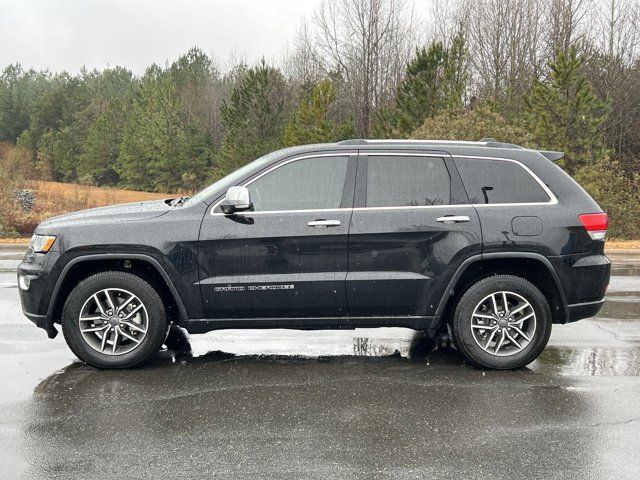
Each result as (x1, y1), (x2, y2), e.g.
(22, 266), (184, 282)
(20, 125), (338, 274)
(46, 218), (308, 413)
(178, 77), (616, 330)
(566, 297), (606, 323)
(549, 253), (610, 323)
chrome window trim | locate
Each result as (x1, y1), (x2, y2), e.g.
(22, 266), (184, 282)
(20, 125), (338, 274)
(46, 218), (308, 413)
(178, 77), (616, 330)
(361, 152), (557, 208)
(210, 152), (356, 216)
(210, 151), (558, 216)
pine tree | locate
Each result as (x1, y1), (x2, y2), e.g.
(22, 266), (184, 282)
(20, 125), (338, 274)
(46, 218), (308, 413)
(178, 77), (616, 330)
(117, 67), (177, 190)
(282, 79), (353, 147)
(525, 47), (609, 175)
(217, 60), (288, 175)
(375, 30), (468, 138)
(77, 67), (136, 185)
(78, 108), (123, 185)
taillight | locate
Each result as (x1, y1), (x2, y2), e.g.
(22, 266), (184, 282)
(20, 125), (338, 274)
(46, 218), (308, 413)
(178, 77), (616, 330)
(579, 213), (608, 241)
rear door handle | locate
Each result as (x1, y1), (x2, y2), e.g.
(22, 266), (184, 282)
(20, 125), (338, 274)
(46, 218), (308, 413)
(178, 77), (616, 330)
(436, 215), (470, 224)
(307, 219), (341, 228)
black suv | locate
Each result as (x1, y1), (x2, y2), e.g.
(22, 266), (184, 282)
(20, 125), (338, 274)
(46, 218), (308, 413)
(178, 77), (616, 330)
(18, 140), (611, 369)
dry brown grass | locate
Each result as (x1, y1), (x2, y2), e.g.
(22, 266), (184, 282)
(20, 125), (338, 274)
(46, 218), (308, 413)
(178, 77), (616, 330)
(32, 181), (169, 210)
(1, 181), (172, 237)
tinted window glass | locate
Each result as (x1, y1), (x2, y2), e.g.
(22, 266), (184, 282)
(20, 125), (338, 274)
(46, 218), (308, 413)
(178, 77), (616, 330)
(366, 156), (450, 207)
(455, 159), (550, 204)
(248, 156), (348, 211)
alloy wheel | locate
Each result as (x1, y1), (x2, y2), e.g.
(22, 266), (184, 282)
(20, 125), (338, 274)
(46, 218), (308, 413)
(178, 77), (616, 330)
(470, 290), (537, 357)
(78, 288), (149, 356)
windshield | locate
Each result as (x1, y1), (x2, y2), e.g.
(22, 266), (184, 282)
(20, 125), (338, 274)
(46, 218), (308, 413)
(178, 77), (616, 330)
(184, 151), (281, 206)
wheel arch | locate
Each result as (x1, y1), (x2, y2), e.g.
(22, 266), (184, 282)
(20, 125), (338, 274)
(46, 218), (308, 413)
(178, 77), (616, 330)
(47, 254), (189, 330)
(434, 252), (569, 331)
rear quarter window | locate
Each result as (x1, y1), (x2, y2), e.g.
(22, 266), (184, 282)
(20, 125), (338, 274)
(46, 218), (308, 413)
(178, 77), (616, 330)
(454, 158), (551, 204)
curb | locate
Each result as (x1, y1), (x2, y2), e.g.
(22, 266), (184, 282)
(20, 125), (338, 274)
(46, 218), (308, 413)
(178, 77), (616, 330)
(0, 243), (29, 250)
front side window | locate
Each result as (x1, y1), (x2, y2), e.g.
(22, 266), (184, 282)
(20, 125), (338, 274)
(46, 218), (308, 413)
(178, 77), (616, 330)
(455, 158), (551, 204)
(247, 156), (348, 212)
(365, 156), (451, 207)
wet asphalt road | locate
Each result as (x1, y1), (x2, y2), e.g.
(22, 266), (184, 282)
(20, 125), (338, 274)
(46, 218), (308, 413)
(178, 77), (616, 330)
(1, 249), (640, 479)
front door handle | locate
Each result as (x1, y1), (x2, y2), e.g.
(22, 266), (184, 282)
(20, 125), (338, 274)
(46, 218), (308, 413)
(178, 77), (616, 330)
(436, 215), (470, 224)
(308, 219), (341, 228)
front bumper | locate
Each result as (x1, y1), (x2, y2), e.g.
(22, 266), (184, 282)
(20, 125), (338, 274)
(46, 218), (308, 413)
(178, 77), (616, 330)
(19, 274), (59, 338)
(18, 250), (61, 338)
(23, 311), (58, 338)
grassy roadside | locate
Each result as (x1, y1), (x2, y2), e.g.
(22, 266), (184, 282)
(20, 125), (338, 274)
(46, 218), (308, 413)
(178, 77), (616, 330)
(1, 180), (171, 237)
(605, 240), (640, 250)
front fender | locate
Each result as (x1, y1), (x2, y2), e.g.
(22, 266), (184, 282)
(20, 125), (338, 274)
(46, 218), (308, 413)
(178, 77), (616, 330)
(46, 253), (190, 335)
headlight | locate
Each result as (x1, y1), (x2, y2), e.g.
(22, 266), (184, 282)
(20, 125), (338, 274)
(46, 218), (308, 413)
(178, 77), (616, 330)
(29, 234), (57, 253)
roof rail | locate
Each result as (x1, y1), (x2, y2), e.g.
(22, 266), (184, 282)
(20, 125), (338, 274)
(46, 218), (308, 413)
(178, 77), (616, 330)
(336, 139), (564, 161)
(337, 138), (492, 146)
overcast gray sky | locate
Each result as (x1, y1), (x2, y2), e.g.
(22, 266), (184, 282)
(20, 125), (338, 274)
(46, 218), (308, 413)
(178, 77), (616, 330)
(0, 0), (333, 74)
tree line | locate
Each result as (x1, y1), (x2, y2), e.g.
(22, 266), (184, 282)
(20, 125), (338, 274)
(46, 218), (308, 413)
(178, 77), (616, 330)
(1, 0), (639, 236)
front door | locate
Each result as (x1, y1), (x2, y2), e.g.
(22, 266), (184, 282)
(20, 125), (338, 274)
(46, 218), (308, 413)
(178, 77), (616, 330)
(198, 153), (356, 319)
(347, 152), (482, 318)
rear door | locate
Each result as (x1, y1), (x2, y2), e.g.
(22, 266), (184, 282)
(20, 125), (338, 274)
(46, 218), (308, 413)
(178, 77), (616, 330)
(346, 151), (482, 319)
(198, 152), (357, 319)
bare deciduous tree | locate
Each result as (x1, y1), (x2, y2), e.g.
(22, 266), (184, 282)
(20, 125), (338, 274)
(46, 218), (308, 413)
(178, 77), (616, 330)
(585, 0), (640, 174)
(301, 0), (418, 136)
(594, 0), (640, 61)
(461, 0), (545, 103)
(543, 0), (591, 59)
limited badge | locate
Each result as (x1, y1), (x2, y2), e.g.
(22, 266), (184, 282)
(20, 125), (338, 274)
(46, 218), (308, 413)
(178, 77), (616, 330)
(248, 284), (295, 291)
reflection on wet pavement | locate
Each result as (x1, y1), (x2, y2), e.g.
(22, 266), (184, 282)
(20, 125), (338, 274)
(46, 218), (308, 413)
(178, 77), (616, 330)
(1, 254), (640, 479)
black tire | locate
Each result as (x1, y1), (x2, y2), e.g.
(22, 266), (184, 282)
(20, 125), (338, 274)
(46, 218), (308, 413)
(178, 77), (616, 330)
(451, 274), (552, 369)
(61, 271), (168, 369)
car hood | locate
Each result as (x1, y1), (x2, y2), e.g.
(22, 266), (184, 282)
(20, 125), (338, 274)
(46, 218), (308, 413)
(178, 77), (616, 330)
(37, 199), (173, 231)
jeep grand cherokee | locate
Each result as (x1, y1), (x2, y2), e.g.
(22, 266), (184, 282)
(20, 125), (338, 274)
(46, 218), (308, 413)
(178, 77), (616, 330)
(18, 139), (611, 369)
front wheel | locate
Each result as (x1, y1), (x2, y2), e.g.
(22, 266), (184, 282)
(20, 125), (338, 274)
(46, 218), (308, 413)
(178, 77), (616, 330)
(451, 275), (552, 369)
(61, 271), (168, 369)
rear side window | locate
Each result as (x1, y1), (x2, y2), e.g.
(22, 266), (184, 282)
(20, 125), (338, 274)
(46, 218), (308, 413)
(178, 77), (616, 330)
(365, 156), (451, 207)
(455, 158), (551, 204)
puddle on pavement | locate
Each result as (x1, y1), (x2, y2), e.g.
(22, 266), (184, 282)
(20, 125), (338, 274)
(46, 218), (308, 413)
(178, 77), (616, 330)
(187, 327), (428, 359)
(174, 325), (640, 377)
(534, 346), (640, 376)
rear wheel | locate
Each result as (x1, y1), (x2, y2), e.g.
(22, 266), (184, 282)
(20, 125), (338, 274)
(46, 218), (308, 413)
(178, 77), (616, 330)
(451, 275), (552, 369)
(61, 271), (168, 369)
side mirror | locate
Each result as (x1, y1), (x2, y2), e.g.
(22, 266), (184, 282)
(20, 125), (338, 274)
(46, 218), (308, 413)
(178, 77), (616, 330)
(220, 186), (252, 214)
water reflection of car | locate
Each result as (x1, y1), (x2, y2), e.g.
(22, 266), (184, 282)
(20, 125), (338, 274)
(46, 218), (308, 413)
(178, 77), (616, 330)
(17, 139), (610, 369)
